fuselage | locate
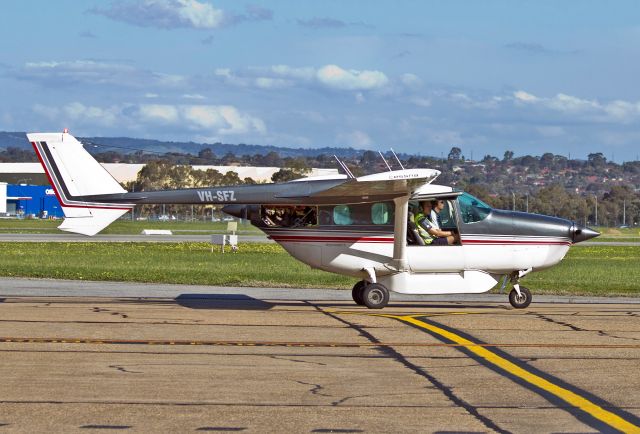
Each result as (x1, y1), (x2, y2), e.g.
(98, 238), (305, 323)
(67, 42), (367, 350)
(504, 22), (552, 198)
(224, 187), (598, 294)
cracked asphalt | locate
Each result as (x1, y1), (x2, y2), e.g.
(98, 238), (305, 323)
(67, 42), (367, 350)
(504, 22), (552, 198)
(1, 282), (639, 433)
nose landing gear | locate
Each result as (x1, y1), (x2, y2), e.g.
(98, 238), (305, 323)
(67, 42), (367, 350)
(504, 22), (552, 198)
(509, 285), (532, 308)
(507, 268), (533, 309)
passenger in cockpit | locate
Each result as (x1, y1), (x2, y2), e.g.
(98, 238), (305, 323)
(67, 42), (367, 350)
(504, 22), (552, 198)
(414, 201), (458, 245)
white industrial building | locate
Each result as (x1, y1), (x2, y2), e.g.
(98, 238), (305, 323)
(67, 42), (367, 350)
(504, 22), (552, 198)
(0, 163), (339, 216)
(0, 163), (338, 184)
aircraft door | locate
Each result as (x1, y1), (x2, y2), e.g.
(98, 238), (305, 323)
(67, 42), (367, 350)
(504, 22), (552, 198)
(456, 193), (517, 272)
(407, 199), (464, 272)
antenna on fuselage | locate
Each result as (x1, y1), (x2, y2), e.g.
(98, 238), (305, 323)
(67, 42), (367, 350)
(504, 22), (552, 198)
(390, 148), (405, 170)
(334, 155), (355, 179)
(378, 151), (392, 171)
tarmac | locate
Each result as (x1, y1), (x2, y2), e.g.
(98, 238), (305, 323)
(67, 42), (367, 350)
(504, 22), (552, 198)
(1, 278), (639, 433)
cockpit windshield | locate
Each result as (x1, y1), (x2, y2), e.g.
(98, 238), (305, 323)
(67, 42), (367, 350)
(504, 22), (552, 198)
(457, 193), (492, 223)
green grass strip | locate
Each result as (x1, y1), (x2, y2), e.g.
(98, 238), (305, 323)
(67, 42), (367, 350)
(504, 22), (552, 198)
(1, 242), (639, 296)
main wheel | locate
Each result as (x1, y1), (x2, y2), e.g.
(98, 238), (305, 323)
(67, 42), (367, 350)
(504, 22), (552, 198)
(352, 280), (366, 306)
(362, 283), (390, 309)
(509, 286), (532, 309)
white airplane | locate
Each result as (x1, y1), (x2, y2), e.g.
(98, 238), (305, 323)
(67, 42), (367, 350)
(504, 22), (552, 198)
(28, 131), (599, 309)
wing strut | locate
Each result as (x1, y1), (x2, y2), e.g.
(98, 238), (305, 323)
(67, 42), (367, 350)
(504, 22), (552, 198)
(392, 195), (409, 271)
(378, 151), (392, 171)
(333, 155), (355, 179)
(390, 148), (405, 170)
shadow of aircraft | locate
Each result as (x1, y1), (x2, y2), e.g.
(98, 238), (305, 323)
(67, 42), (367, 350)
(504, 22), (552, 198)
(175, 294), (275, 310)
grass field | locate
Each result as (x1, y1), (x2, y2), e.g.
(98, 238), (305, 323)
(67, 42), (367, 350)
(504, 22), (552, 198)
(1, 242), (638, 296)
(0, 218), (261, 234)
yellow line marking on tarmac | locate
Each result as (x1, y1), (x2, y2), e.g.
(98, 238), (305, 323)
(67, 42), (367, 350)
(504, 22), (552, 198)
(330, 310), (478, 317)
(391, 314), (640, 433)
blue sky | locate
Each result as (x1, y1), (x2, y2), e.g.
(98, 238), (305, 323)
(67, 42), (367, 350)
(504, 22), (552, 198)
(2, 0), (640, 161)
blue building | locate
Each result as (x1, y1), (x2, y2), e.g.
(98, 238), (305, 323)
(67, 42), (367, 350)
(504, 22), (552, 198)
(6, 184), (63, 218)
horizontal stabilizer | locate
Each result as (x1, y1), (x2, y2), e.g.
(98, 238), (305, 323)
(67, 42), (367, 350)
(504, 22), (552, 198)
(57, 208), (130, 236)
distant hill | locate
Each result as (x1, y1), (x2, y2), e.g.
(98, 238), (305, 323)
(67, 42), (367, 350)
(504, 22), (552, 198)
(0, 131), (364, 159)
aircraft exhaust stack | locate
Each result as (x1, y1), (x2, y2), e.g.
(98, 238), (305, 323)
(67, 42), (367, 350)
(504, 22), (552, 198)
(571, 226), (600, 243)
(222, 204), (247, 219)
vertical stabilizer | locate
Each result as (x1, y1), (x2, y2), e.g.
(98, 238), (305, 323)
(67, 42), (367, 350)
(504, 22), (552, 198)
(27, 131), (132, 236)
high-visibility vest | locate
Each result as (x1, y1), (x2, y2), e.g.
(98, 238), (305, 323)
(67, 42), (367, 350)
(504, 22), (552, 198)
(413, 211), (435, 244)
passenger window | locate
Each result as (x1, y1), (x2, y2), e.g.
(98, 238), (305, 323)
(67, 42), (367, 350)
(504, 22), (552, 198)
(457, 193), (492, 224)
(371, 203), (391, 225)
(333, 205), (353, 225)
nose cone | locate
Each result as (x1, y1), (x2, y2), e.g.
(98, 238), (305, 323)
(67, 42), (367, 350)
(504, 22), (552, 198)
(572, 226), (600, 244)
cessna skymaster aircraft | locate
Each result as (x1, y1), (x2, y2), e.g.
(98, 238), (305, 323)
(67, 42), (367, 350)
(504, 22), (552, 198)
(28, 131), (599, 309)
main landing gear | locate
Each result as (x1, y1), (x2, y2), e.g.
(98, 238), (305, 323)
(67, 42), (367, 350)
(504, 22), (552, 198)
(352, 280), (389, 309)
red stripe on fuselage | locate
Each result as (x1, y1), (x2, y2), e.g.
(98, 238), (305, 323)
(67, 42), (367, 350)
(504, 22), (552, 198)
(461, 239), (571, 246)
(271, 234), (571, 245)
(271, 235), (394, 243)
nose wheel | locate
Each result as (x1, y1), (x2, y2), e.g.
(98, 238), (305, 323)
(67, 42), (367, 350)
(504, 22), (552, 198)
(509, 286), (532, 309)
(351, 281), (389, 309)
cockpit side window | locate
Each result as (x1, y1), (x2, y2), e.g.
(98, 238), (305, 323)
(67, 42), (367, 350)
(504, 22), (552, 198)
(457, 193), (492, 224)
(438, 200), (456, 229)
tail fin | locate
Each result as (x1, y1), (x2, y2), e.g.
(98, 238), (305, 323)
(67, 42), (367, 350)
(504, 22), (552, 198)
(27, 131), (132, 236)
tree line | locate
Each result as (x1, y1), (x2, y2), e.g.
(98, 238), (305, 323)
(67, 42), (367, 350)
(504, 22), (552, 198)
(3, 142), (638, 226)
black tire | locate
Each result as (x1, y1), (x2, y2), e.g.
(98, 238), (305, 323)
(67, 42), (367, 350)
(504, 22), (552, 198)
(362, 283), (390, 309)
(509, 286), (532, 309)
(352, 281), (366, 306)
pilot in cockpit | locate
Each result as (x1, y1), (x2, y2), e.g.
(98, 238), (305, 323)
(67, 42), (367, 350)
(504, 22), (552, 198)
(414, 200), (459, 245)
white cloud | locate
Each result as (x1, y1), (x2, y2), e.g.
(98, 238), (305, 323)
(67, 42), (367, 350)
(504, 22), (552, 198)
(214, 64), (390, 93)
(17, 60), (186, 89)
(316, 65), (388, 91)
(409, 97), (431, 107)
(182, 93), (206, 100)
(400, 73), (422, 89)
(178, 0), (224, 28)
(140, 104), (266, 135)
(450, 92), (500, 109)
(547, 93), (599, 113)
(90, 0), (224, 29)
(512, 89), (640, 123)
(63, 102), (119, 126)
(138, 104), (180, 123)
(33, 102), (120, 127)
(254, 77), (290, 89)
(603, 100), (640, 122)
(338, 130), (372, 147)
(514, 90), (539, 102)
(31, 102), (266, 137)
(269, 65), (316, 81)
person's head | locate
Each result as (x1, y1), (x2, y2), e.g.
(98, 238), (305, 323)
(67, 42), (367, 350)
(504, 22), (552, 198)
(420, 201), (432, 213)
(431, 199), (445, 213)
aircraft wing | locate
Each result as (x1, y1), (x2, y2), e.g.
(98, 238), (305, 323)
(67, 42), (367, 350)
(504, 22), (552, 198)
(277, 169), (440, 200)
(82, 168), (441, 206)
